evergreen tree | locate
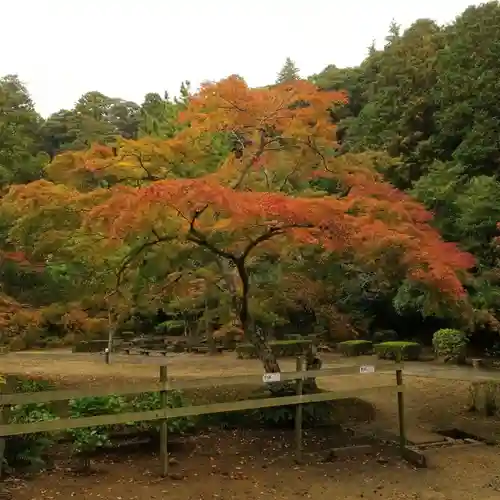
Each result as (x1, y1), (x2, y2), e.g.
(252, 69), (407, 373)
(276, 57), (300, 84)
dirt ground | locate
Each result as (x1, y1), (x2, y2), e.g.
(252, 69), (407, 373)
(2, 350), (500, 499)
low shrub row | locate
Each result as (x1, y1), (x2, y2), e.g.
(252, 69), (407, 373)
(236, 339), (312, 359)
(337, 328), (471, 364)
(338, 340), (422, 361)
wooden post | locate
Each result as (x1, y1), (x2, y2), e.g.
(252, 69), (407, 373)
(395, 353), (406, 453)
(295, 356), (305, 464)
(159, 365), (169, 477)
(0, 377), (11, 479)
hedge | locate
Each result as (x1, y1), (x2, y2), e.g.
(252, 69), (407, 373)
(374, 341), (422, 361)
(338, 340), (373, 357)
(236, 339), (312, 359)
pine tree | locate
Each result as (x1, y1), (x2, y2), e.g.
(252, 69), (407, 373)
(276, 57), (300, 84)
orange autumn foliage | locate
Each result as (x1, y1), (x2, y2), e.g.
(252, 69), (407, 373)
(79, 77), (474, 300)
(87, 174), (473, 298)
(5, 76), (475, 310)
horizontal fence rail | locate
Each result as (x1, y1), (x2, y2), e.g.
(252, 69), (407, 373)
(0, 362), (401, 406)
(0, 385), (402, 437)
(0, 358), (408, 477)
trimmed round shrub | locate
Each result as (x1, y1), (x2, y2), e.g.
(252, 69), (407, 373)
(374, 341), (422, 361)
(338, 340), (373, 357)
(372, 329), (398, 344)
(432, 328), (468, 364)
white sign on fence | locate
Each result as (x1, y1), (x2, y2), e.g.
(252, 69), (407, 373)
(359, 365), (375, 374)
(262, 373), (281, 383)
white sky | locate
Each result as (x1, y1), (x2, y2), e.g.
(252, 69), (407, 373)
(3, 0), (481, 117)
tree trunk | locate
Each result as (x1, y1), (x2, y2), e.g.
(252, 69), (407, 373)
(245, 321), (281, 373)
(233, 259), (284, 376)
(218, 254), (318, 393)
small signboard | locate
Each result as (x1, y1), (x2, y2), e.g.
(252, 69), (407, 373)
(359, 365), (375, 374)
(263, 373), (281, 383)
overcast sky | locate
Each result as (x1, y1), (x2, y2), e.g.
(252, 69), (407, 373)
(3, 0), (481, 117)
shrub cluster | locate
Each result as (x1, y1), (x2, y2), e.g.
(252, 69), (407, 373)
(432, 328), (468, 364)
(2, 304), (109, 352)
(3, 378), (194, 472)
(236, 339), (312, 359)
(338, 340), (373, 357)
(374, 341), (422, 361)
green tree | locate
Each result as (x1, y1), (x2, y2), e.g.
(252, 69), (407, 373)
(345, 19), (444, 188)
(276, 57), (300, 84)
(431, 2), (500, 177)
(138, 82), (191, 139)
(40, 109), (80, 159)
(40, 93), (141, 158)
(0, 74), (48, 186)
(308, 64), (365, 144)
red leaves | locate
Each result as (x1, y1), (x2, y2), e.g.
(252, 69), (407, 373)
(15, 75), (474, 305)
(87, 173), (473, 299)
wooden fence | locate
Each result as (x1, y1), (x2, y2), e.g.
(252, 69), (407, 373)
(0, 358), (415, 477)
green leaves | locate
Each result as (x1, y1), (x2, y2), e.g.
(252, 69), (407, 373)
(276, 57), (300, 84)
(0, 74), (47, 186)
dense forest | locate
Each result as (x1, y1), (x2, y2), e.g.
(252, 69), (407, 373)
(1, 1), (500, 367)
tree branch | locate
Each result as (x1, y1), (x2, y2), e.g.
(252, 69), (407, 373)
(187, 207), (237, 262)
(232, 131), (283, 190)
(240, 223), (313, 262)
(115, 229), (174, 290)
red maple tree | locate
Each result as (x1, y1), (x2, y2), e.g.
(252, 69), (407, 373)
(77, 76), (475, 373)
(0, 76), (474, 373)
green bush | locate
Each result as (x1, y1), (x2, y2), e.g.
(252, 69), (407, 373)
(4, 379), (57, 470)
(432, 328), (468, 364)
(68, 395), (126, 470)
(252, 394), (334, 428)
(374, 341), (422, 361)
(202, 389), (334, 429)
(372, 330), (398, 344)
(338, 340), (373, 357)
(236, 339), (312, 359)
(129, 389), (195, 434)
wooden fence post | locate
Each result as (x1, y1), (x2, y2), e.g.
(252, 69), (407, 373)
(395, 353), (406, 453)
(0, 376), (11, 479)
(159, 365), (169, 477)
(295, 356), (305, 464)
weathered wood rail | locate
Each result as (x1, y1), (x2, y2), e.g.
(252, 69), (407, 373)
(0, 358), (414, 477)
